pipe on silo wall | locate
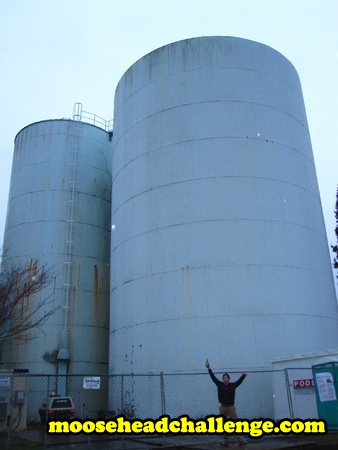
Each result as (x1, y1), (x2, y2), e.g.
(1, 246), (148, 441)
(110, 36), (338, 381)
(1, 119), (111, 379)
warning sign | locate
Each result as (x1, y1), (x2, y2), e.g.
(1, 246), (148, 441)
(83, 376), (100, 389)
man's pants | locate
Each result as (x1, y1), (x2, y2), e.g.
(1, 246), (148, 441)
(219, 404), (239, 420)
(219, 404), (245, 444)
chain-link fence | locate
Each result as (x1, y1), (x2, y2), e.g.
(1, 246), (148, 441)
(0, 368), (320, 448)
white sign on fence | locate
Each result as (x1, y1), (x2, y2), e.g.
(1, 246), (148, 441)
(83, 376), (101, 390)
(0, 376), (10, 387)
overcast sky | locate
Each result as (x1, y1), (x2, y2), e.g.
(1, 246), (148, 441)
(1, 0), (338, 269)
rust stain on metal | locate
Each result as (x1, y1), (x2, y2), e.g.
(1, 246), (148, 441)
(92, 265), (103, 355)
(181, 265), (191, 302)
(94, 265), (99, 303)
(27, 258), (39, 289)
(18, 258), (39, 322)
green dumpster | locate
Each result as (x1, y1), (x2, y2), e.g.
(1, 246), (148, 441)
(312, 362), (338, 430)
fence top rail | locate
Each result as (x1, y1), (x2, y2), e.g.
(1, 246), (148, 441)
(2, 368), (316, 378)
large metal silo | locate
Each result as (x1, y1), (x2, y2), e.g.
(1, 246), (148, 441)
(110, 35), (338, 383)
(1, 117), (112, 379)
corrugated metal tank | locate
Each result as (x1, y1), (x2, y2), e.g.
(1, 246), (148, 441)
(110, 36), (338, 377)
(1, 119), (111, 375)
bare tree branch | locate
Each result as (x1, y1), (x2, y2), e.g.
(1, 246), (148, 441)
(331, 186), (338, 279)
(0, 259), (59, 341)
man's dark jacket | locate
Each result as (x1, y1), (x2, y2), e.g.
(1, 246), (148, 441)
(208, 368), (246, 406)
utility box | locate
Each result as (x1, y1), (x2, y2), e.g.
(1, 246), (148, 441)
(0, 374), (11, 433)
(312, 362), (338, 430)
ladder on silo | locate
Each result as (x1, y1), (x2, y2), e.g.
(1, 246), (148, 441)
(58, 103), (82, 387)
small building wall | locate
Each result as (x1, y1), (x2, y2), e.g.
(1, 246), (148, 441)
(272, 350), (338, 420)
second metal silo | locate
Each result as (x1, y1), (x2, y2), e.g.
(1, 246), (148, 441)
(110, 35), (338, 388)
(1, 109), (112, 412)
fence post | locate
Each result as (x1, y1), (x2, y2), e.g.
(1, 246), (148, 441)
(160, 372), (166, 415)
(121, 375), (124, 413)
(44, 376), (50, 448)
(6, 374), (13, 450)
(284, 368), (294, 419)
(160, 372), (166, 447)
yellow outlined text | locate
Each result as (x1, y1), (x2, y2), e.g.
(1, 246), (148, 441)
(47, 415), (327, 438)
